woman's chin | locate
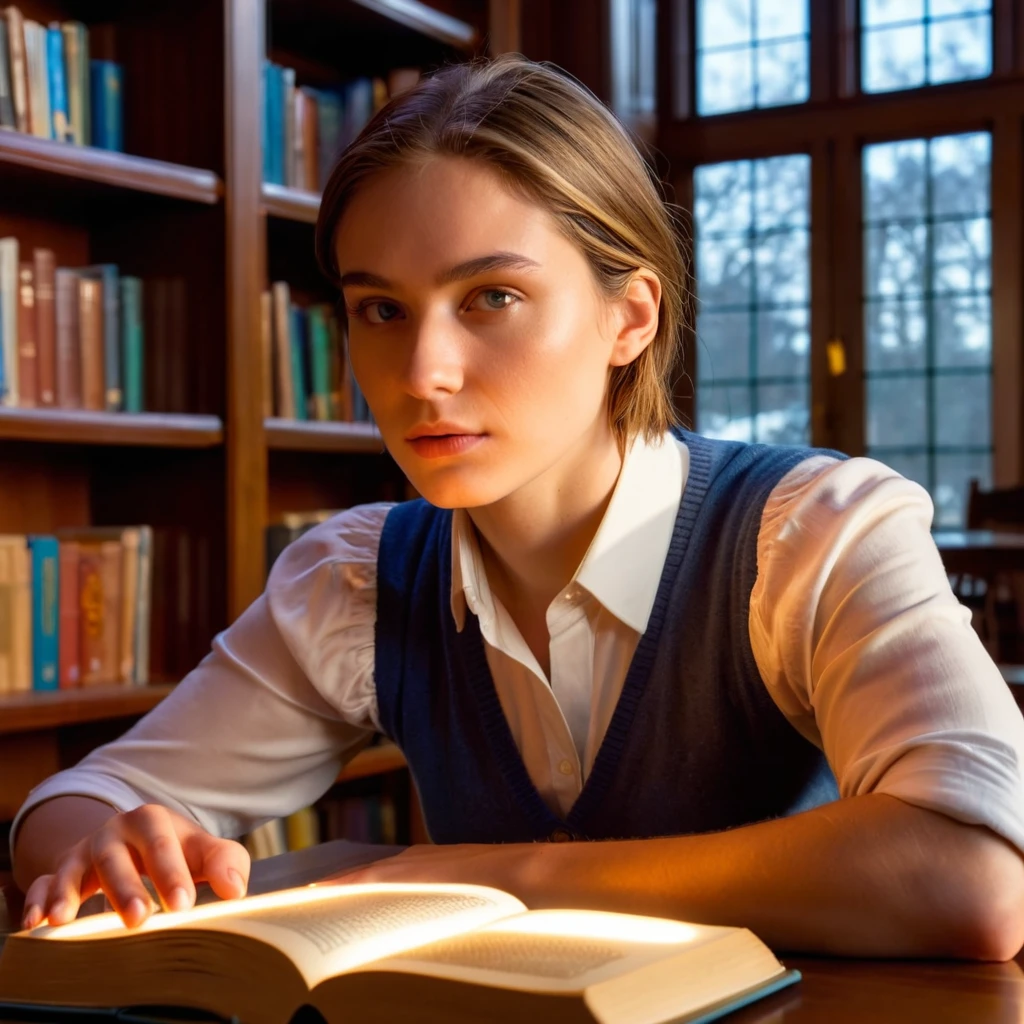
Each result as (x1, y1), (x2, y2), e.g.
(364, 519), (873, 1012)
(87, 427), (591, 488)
(403, 471), (511, 511)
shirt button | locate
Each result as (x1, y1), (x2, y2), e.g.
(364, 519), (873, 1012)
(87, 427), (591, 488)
(558, 759), (574, 776)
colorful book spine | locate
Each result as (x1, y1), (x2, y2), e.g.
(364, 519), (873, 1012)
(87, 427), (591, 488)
(61, 21), (88, 146)
(58, 540), (80, 688)
(46, 24), (70, 141)
(82, 264), (121, 410)
(78, 274), (103, 410)
(89, 59), (122, 152)
(23, 20), (50, 140)
(0, 236), (19, 407)
(33, 248), (56, 406)
(77, 542), (104, 685)
(16, 260), (36, 406)
(133, 526), (152, 685)
(28, 535), (59, 691)
(264, 62), (285, 185)
(54, 267), (80, 408)
(308, 305), (331, 421)
(0, 16), (14, 129)
(120, 276), (144, 413)
(8, 537), (30, 691)
(4, 7), (30, 133)
(288, 304), (308, 421)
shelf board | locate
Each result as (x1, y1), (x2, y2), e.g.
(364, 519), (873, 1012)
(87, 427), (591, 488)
(262, 183), (321, 224)
(0, 131), (223, 205)
(265, 418), (383, 453)
(338, 741), (407, 782)
(0, 684), (176, 735)
(349, 0), (478, 50)
(0, 408), (224, 448)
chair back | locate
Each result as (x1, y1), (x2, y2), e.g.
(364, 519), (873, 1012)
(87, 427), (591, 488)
(967, 480), (1024, 531)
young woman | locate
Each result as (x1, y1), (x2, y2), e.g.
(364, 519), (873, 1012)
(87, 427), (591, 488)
(12, 54), (1024, 959)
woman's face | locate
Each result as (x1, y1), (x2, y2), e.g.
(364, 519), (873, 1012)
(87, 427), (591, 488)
(334, 156), (625, 510)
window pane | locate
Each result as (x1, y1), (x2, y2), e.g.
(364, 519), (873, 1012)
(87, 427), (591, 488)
(695, 155), (810, 445)
(861, 1), (992, 92)
(935, 453), (991, 529)
(697, 0), (809, 116)
(863, 133), (992, 527)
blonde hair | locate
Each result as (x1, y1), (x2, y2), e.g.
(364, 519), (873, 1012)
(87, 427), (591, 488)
(315, 53), (687, 446)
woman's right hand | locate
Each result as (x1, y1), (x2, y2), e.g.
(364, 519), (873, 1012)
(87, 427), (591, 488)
(21, 803), (251, 931)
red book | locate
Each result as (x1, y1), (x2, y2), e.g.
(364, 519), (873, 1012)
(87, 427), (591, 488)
(58, 541), (81, 688)
(55, 268), (81, 408)
(33, 248), (57, 406)
(16, 260), (37, 407)
(78, 542), (104, 686)
(78, 276), (104, 412)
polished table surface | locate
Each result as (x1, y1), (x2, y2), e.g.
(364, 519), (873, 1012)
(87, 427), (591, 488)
(934, 529), (1024, 574)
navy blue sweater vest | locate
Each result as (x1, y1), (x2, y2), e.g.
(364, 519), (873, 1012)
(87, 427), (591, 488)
(375, 430), (841, 844)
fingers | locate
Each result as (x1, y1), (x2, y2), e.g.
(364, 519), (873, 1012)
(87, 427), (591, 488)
(183, 831), (250, 902)
(39, 844), (101, 927)
(89, 837), (154, 927)
(124, 805), (196, 913)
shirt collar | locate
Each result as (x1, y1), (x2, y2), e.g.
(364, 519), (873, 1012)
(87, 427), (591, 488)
(450, 432), (686, 635)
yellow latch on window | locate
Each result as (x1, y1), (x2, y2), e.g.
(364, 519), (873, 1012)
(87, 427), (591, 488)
(827, 338), (847, 377)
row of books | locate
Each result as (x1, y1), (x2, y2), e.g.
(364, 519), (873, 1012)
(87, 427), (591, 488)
(0, 239), (144, 411)
(0, 9), (122, 150)
(0, 527), (152, 693)
(262, 63), (420, 193)
(244, 792), (399, 861)
(261, 283), (370, 423)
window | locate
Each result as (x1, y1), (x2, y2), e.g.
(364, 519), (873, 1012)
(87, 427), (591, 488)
(862, 0), (992, 94)
(863, 132), (992, 527)
(693, 155), (811, 444)
(610, 0), (657, 124)
(695, 0), (810, 115)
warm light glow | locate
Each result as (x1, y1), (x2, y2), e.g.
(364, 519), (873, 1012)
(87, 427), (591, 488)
(487, 910), (701, 945)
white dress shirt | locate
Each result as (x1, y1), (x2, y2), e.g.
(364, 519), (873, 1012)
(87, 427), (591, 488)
(13, 434), (1024, 856)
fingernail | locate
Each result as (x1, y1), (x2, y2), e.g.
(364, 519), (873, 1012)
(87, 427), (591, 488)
(21, 905), (41, 930)
(125, 897), (148, 926)
(228, 869), (246, 897)
(168, 887), (191, 913)
(48, 899), (68, 924)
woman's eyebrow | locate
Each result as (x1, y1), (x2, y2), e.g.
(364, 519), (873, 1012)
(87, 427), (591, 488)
(339, 251), (542, 290)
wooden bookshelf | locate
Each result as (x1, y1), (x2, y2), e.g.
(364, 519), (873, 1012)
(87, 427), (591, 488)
(0, 684), (175, 736)
(261, 183), (320, 225)
(0, 409), (224, 448)
(264, 417), (383, 453)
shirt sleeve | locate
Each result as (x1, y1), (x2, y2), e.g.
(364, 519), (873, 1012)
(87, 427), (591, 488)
(749, 456), (1024, 854)
(10, 503), (394, 851)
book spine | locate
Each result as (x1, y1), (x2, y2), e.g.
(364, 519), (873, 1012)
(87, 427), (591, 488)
(119, 528), (138, 683)
(308, 305), (331, 421)
(0, 543), (11, 692)
(46, 24), (69, 141)
(282, 66), (295, 188)
(0, 18), (14, 128)
(271, 281), (294, 418)
(261, 61), (271, 184)
(24, 21), (49, 140)
(58, 539), (80, 688)
(33, 248), (56, 406)
(96, 264), (121, 410)
(78, 542), (104, 685)
(54, 267), (81, 407)
(16, 260), (37, 407)
(300, 88), (318, 192)
(4, 7), (29, 134)
(291, 83), (304, 192)
(99, 539), (121, 684)
(289, 304), (308, 421)
(90, 59), (121, 151)
(28, 535), (59, 691)
(9, 536), (30, 691)
(133, 526), (151, 685)
(0, 236), (19, 407)
(78, 275), (104, 410)
(265, 63), (284, 186)
(60, 23), (80, 144)
(260, 289), (272, 419)
(316, 90), (344, 191)
(120, 276), (143, 412)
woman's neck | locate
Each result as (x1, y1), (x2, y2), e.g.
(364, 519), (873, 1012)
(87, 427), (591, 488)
(467, 428), (624, 619)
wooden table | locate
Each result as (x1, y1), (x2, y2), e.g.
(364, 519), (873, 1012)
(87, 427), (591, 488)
(934, 530), (1024, 575)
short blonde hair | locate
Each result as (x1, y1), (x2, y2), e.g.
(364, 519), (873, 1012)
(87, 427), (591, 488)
(315, 53), (687, 447)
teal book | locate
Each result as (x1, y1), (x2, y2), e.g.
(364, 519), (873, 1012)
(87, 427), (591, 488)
(28, 535), (59, 692)
(313, 87), (345, 189)
(288, 305), (308, 421)
(89, 59), (122, 151)
(308, 305), (332, 421)
(81, 264), (121, 411)
(264, 62), (285, 185)
(46, 25), (71, 141)
(120, 276), (144, 413)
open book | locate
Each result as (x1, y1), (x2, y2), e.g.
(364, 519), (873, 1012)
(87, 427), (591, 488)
(0, 882), (799, 1024)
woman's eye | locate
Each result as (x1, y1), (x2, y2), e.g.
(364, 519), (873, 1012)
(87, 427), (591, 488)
(350, 301), (402, 325)
(470, 290), (518, 312)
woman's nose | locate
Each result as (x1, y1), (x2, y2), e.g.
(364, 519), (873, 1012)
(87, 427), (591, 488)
(400, 316), (465, 400)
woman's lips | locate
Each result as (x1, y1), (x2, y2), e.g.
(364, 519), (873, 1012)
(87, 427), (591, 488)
(406, 434), (487, 459)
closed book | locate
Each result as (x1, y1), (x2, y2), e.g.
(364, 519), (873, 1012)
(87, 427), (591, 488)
(54, 267), (81, 407)
(261, 61), (272, 184)
(77, 541), (103, 685)
(314, 88), (344, 190)
(118, 527), (138, 683)
(0, 236), (18, 406)
(120, 276), (143, 412)
(89, 58), (121, 151)
(271, 281), (294, 418)
(58, 540), (80, 688)
(98, 538), (121, 684)
(295, 87), (318, 192)
(0, 542), (10, 691)
(78, 274), (103, 410)
(282, 66), (295, 188)
(82, 264), (120, 410)
(133, 526), (152, 685)
(0, 17), (14, 128)
(27, 535), (58, 691)
(46, 24), (69, 141)
(308, 305), (331, 421)
(60, 21), (88, 146)
(23, 20), (49, 139)
(289, 304), (308, 421)
(16, 260), (37, 406)
(4, 535), (30, 691)
(264, 62), (285, 186)
(2, 7), (29, 133)
(33, 248), (56, 405)
(260, 289), (272, 418)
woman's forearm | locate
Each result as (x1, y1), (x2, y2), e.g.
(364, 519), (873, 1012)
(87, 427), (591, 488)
(521, 794), (1024, 958)
(12, 796), (118, 892)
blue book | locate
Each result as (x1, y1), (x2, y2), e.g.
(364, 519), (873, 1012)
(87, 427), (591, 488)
(90, 60), (123, 151)
(262, 61), (274, 185)
(46, 25), (71, 142)
(120, 276), (144, 413)
(269, 63), (286, 185)
(28, 536), (59, 691)
(289, 305), (308, 421)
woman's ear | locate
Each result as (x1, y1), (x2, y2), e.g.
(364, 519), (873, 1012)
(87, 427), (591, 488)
(608, 269), (662, 368)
